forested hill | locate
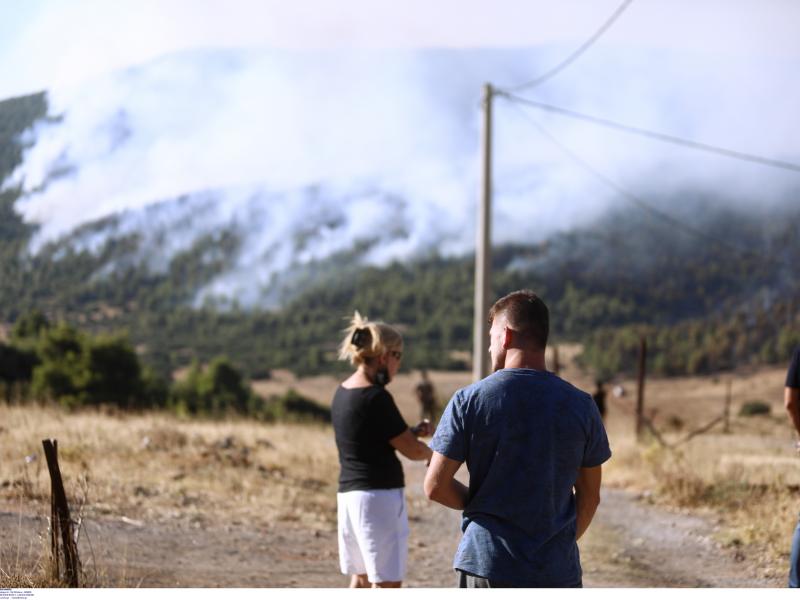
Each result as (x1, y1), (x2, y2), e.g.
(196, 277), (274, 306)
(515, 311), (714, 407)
(2, 92), (799, 380)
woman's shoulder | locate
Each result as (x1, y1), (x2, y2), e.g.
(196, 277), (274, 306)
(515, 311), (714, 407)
(336, 383), (389, 399)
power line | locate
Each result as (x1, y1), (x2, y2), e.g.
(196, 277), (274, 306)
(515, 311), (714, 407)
(498, 92), (800, 174)
(503, 100), (790, 268)
(507, 0), (635, 93)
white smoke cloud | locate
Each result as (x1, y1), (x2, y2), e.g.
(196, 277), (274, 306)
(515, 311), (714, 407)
(5, 46), (800, 306)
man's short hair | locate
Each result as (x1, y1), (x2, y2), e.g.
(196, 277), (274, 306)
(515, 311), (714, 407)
(488, 290), (549, 350)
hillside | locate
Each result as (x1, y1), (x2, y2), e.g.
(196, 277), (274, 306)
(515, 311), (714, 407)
(1, 92), (799, 380)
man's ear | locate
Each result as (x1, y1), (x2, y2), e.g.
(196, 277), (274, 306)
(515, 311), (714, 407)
(502, 326), (514, 349)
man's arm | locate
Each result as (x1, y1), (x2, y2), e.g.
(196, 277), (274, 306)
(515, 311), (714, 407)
(785, 387), (800, 437)
(574, 465), (602, 541)
(423, 451), (468, 510)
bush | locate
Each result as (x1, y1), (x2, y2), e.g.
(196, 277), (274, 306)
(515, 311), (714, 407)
(738, 401), (771, 417)
(0, 341), (39, 384)
(140, 367), (170, 410)
(11, 309), (50, 340)
(31, 324), (87, 406)
(29, 323), (152, 410)
(262, 389), (331, 424)
(83, 335), (143, 408)
(170, 356), (255, 416)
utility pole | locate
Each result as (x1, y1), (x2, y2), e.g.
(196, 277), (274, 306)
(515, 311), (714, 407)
(473, 83), (493, 382)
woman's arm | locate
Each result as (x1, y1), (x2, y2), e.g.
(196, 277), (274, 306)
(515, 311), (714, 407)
(389, 428), (433, 461)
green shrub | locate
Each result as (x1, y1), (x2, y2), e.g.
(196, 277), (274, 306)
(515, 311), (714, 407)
(11, 309), (50, 341)
(0, 341), (39, 384)
(262, 388), (331, 424)
(738, 401), (771, 417)
(83, 335), (143, 408)
(169, 356), (255, 416)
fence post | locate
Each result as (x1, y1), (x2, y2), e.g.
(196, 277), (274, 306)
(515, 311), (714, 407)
(636, 336), (647, 441)
(42, 439), (80, 587)
(724, 379), (732, 434)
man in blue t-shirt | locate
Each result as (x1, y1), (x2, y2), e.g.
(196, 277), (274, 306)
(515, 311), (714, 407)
(424, 290), (611, 587)
(784, 346), (800, 587)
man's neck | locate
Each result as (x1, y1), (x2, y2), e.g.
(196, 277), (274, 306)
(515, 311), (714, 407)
(503, 349), (547, 371)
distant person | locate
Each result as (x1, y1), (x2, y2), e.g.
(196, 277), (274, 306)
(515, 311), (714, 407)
(784, 346), (800, 587)
(425, 290), (611, 587)
(592, 380), (607, 420)
(612, 384), (625, 399)
(415, 369), (438, 423)
(332, 311), (433, 588)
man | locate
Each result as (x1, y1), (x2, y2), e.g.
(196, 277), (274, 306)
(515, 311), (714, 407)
(424, 290), (611, 587)
(784, 346), (800, 587)
(415, 369), (438, 423)
(592, 379), (607, 421)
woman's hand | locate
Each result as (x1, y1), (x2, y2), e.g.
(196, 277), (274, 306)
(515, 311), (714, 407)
(410, 419), (434, 438)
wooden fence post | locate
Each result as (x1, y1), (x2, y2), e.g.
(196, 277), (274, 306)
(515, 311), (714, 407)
(42, 439), (80, 587)
(636, 336), (647, 441)
(724, 379), (732, 434)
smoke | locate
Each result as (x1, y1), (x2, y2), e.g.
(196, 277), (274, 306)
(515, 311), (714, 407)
(5, 46), (800, 306)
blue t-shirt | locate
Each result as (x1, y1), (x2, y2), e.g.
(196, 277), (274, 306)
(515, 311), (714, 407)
(430, 368), (611, 587)
(787, 347), (800, 389)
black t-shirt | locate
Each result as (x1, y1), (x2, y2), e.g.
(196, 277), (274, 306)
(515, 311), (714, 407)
(787, 347), (800, 388)
(331, 384), (408, 493)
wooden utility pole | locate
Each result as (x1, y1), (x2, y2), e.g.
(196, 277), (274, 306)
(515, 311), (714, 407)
(635, 336), (647, 441)
(473, 83), (493, 382)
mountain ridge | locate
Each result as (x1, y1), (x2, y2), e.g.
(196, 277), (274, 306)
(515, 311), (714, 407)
(2, 92), (798, 380)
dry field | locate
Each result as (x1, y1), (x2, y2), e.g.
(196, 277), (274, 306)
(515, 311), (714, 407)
(1, 345), (798, 586)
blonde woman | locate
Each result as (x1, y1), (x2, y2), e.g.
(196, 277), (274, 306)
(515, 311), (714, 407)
(332, 311), (433, 588)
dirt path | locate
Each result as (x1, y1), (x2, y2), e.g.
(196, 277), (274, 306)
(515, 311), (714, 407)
(0, 459), (784, 587)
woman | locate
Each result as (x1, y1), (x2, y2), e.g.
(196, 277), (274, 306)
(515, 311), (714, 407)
(332, 311), (433, 588)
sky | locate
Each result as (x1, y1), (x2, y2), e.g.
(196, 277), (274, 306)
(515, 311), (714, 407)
(2, 1), (800, 305)
(3, 0), (800, 100)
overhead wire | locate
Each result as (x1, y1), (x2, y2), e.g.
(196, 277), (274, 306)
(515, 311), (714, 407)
(496, 92), (800, 174)
(500, 98), (791, 269)
(507, 0), (635, 92)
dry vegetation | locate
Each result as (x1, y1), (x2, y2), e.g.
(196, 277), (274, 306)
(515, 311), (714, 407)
(1, 346), (798, 585)
(598, 362), (798, 578)
(0, 404), (341, 586)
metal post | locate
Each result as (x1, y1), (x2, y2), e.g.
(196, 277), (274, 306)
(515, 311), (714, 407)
(473, 83), (493, 382)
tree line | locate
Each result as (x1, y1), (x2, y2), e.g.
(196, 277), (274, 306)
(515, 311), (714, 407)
(0, 310), (330, 422)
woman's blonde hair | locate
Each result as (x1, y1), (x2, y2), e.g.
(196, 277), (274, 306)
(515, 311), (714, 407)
(338, 311), (403, 366)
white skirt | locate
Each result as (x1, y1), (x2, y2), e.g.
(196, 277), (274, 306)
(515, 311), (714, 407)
(337, 488), (409, 583)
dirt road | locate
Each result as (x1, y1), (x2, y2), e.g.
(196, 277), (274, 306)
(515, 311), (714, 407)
(0, 457), (784, 587)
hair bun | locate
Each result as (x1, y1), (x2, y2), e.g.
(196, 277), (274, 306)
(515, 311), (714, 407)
(351, 328), (370, 348)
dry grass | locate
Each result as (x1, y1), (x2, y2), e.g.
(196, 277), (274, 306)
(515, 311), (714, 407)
(0, 404), (341, 530)
(1, 353), (797, 583)
(600, 363), (798, 574)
